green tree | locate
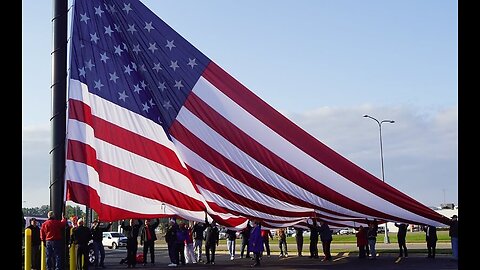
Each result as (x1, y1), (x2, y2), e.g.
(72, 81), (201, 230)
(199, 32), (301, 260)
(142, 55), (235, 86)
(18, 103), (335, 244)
(22, 205), (50, 217)
(65, 205), (85, 218)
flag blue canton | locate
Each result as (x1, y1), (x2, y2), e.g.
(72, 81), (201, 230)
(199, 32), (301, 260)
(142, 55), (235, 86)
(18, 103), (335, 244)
(69, 0), (210, 129)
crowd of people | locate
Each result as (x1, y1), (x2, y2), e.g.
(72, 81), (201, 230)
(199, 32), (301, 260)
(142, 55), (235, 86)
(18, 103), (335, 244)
(25, 211), (459, 269)
(353, 216), (459, 262)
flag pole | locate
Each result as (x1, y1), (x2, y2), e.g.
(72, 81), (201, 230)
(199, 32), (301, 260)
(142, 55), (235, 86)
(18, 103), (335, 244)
(50, 0), (68, 220)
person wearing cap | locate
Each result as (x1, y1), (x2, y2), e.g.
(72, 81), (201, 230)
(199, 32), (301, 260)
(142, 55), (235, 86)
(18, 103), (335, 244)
(449, 215), (458, 261)
(91, 219), (113, 268)
(70, 218), (92, 270)
(40, 211), (67, 270)
(27, 218), (41, 270)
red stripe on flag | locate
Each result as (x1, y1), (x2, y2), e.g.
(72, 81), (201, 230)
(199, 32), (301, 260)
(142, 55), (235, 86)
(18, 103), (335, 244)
(66, 181), (178, 221)
(170, 120), (358, 218)
(66, 180), (101, 210)
(66, 136), (99, 167)
(68, 99), (94, 126)
(204, 199), (307, 227)
(172, 102), (397, 220)
(202, 62), (449, 225)
(66, 140), (206, 212)
(69, 99), (188, 176)
(187, 165), (315, 218)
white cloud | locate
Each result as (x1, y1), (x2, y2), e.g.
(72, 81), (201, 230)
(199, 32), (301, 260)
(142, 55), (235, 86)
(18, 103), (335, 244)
(286, 104), (458, 207)
(22, 125), (51, 207)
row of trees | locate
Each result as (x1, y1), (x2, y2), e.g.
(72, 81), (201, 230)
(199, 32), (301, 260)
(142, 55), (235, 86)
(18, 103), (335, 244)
(22, 205), (86, 218)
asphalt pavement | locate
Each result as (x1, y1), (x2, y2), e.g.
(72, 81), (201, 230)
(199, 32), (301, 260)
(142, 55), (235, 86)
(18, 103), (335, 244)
(96, 242), (459, 270)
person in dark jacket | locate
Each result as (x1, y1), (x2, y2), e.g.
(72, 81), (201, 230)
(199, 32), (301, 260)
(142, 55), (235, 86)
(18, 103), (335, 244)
(277, 228), (288, 257)
(307, 219), (319, 258)
(165, 218), (179, 267)
(121, 219), (142, 268)
(424, 225), (437, 258)
(175, 222), (188, 265)
(367, 219), (378, 260)
(70, 218), (92, 270)
(248, 220), (264, 267)
(140, 218), (160, 265)
(449, 215), (458, 261)
(294, 226), (304, 257)
(395, 222), (408, 258)
(27, 218), (41, 270)
(192, 220), (207, 262)
(65, 220), (74, 268)
(240, 221), (252, 258)
(91, 219), (112, 268)
(204, 218), (219, 264)
(226, 228), (238, 260)
(318, 221), (333, 261)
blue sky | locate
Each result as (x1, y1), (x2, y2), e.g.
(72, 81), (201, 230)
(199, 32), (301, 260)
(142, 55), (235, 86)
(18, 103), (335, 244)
(22, 0), (457, 209)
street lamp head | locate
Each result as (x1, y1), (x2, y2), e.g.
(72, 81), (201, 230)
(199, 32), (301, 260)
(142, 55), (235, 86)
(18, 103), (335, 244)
(363, 114), (369, 118)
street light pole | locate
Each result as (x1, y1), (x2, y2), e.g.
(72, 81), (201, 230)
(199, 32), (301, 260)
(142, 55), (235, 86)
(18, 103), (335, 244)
(363, 114), (395, 244)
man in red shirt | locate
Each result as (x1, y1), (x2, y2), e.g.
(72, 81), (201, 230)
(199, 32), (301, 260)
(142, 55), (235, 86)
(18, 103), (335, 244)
(40, 211), (67, 270)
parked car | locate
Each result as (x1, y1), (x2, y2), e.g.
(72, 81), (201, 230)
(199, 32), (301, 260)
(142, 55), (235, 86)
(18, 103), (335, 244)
(337, 227), (356, 235)
(84, 232), (128, 265)
(218, 229), (228, 240)
(102, 231), (128, 249)
(286, 227), (296, 237)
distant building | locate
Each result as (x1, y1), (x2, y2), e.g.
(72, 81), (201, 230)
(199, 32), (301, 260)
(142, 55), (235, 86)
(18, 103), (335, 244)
(440, 203), (455, 210)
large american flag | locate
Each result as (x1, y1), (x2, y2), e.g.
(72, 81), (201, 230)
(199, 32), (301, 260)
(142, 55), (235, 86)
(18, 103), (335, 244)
(65, 0), (450, 228)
